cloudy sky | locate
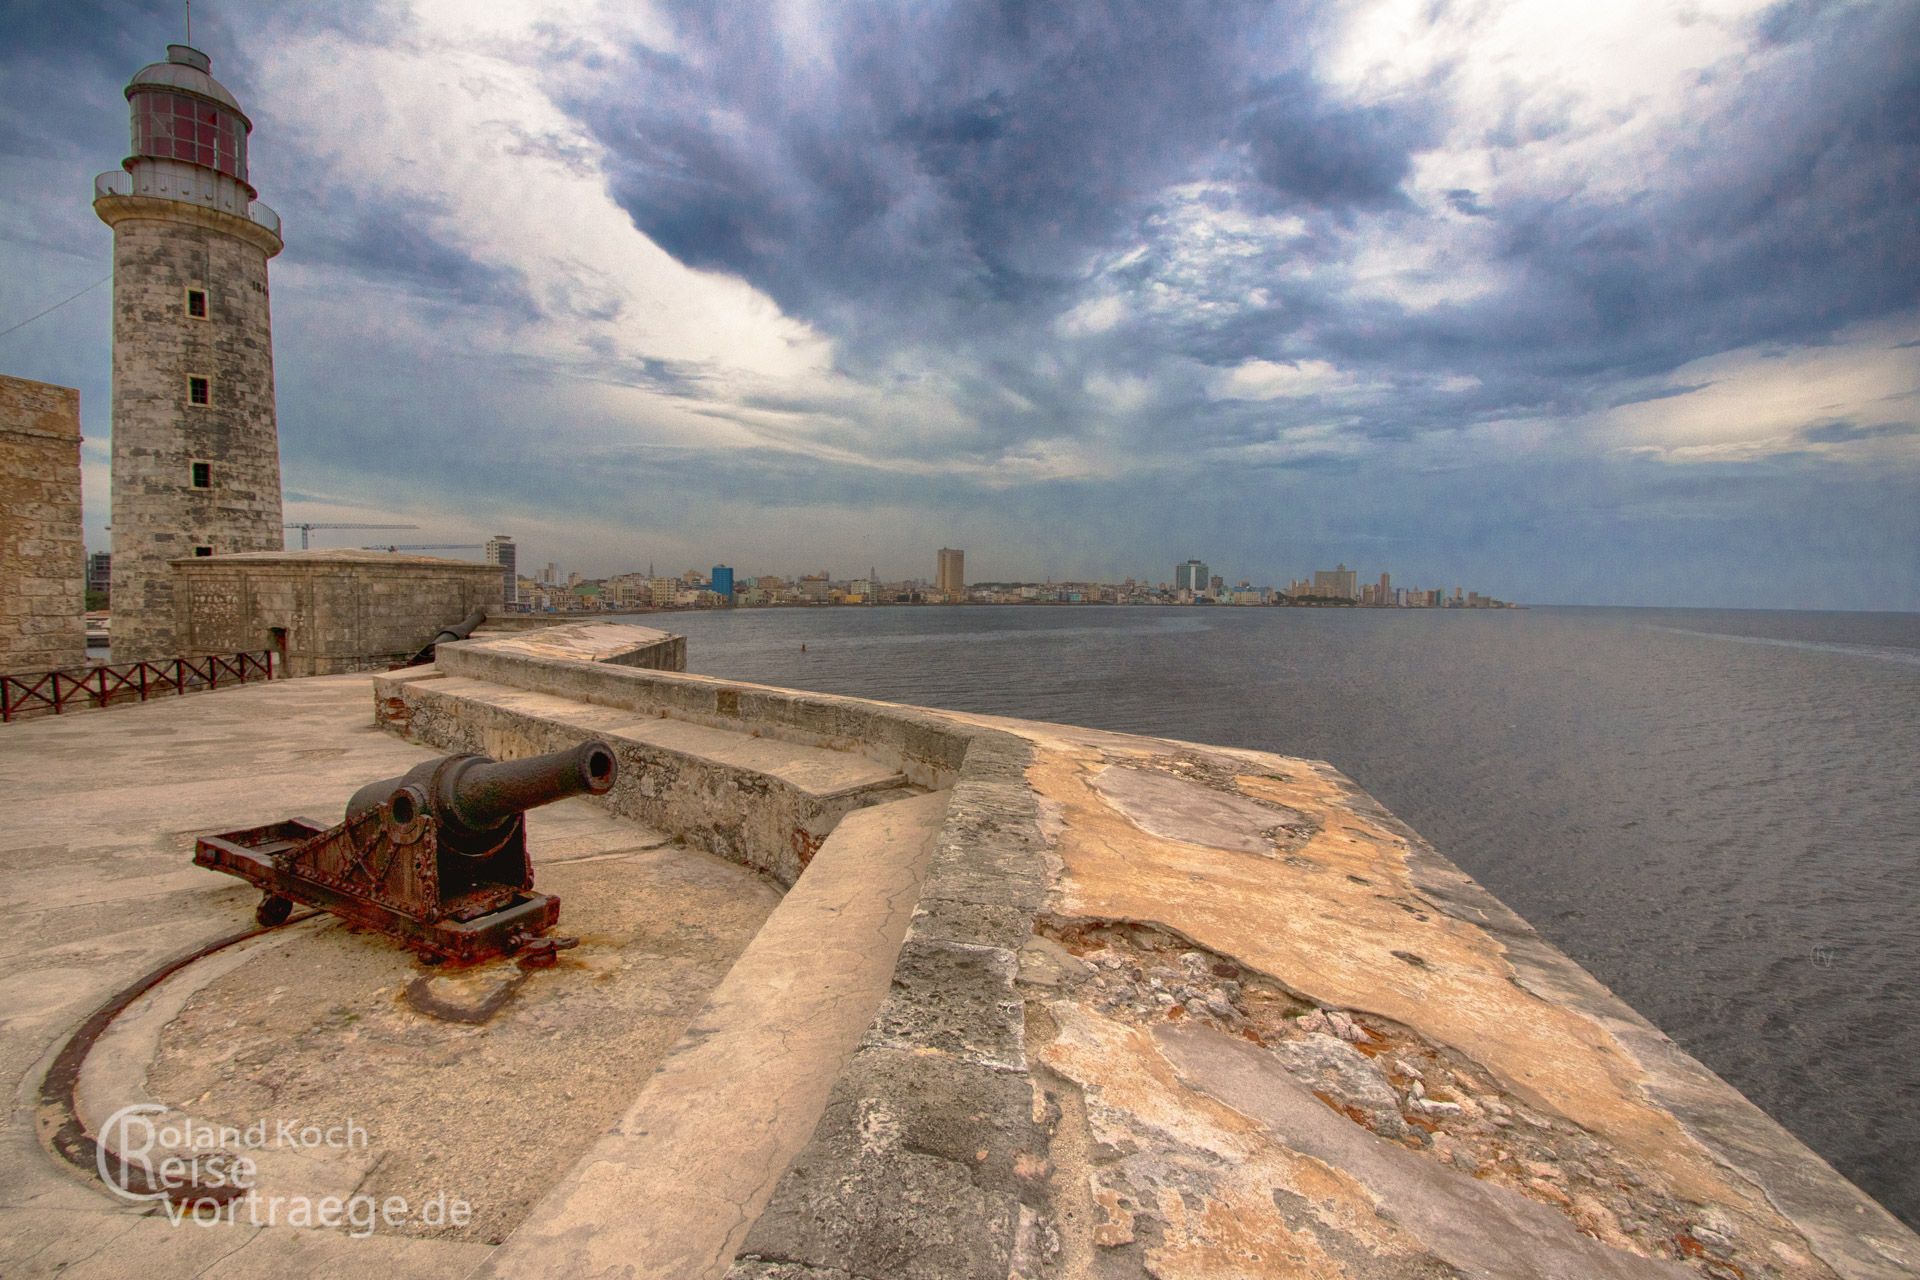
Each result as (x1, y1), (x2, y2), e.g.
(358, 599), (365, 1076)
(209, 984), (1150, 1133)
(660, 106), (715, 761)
(2, 0), (1915, 606)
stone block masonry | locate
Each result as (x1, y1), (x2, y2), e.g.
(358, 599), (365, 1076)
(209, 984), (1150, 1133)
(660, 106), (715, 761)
(171, 549), (501, 676)
(0, 375), (86, 674)
(101, 206), (284, 661)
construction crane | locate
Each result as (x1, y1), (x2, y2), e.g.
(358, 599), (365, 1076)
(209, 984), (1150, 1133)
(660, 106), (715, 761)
(361, 543), (485, 554)
(285, 522), (419, 550)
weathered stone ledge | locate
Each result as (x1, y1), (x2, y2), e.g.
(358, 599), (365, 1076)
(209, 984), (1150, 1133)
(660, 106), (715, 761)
(389, 623), (1920, 1279)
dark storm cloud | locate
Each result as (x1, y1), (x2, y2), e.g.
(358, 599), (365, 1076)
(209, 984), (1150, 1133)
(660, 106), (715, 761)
(555, 1), (1358, 333)
(1752, 0), (1848, 47)
(556, 0), (1915, 465)
(1444, 3), (1913, 373)
(1609, 383), (1715, 409)
(1445, 188), (1490, 216)
(1801, 421), (1920, 445)
(0, 0), (183, 73)
(289, 193), (532, 311)
(1239, 71), (1435, 210)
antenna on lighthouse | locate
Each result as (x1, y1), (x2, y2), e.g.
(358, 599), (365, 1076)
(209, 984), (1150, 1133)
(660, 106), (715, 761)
(185, 0), (192, 44)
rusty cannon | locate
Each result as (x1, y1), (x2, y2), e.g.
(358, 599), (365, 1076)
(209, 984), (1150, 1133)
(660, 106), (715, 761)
(194, 742), (619, 963)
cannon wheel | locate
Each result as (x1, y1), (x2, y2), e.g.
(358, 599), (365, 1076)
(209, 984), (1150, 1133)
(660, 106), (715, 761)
(255, 894), (294, 928)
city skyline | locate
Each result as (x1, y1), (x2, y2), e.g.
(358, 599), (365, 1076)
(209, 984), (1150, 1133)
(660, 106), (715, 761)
(494, 544), (1512, 613)
(1, 2), (1915, 609)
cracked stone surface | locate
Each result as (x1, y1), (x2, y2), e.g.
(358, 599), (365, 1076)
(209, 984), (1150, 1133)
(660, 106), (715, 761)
(971, 723), (1919, 1279)
(1087, 763), (1315, 856)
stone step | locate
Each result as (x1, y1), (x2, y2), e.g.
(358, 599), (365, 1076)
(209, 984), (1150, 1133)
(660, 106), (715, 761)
(378, 672), (919, 883)
(414, 675), (909, 797)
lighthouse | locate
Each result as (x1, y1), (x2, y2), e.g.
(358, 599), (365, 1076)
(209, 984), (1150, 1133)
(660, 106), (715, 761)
(94, 42), (284, 661)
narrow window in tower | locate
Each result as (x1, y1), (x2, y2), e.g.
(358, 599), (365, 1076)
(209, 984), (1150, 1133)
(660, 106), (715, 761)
(186, 288), (208, 319)
(191, 461), (212, 489)
(188, 375), (212, 407)
(194, 546), (213, 557)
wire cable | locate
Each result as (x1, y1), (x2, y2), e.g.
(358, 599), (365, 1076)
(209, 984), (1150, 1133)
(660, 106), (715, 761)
(0, 274), (111, 342)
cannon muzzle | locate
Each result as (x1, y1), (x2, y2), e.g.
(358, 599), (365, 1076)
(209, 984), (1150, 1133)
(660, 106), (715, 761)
(432, 608), (489, 647)
(347, 741), (618, 854)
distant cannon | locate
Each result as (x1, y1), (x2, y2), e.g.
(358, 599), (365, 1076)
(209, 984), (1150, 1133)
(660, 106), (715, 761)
(195, 742), (618, 962)
(401, 607), (490, 668)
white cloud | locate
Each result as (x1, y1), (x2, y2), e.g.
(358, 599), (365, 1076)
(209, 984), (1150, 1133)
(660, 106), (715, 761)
(1600, 315), (1920, 458)
(1342, 216), (1505, 310)
(1055, 294), (1127, 337)
(254, 3), (835, 424)
(1208, 358), (1352, 401)
(1329, 0), (1785, 240)
(1085, 371), (1156, 412)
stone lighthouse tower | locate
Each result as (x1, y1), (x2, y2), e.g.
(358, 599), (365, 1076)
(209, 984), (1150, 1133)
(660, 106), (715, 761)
(94, 43), (284, 661)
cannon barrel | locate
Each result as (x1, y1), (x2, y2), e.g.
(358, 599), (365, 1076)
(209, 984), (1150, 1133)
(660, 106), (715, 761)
(432, 608), (489, 647)
(346, 742), (618, 851)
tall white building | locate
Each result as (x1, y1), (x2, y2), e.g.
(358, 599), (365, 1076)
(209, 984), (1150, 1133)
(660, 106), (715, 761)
(485, 534), (517, 606)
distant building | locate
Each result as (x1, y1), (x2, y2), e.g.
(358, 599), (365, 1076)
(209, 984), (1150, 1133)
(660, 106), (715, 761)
(937, 548), (965, 599)
(1313, 564), (1357, 599)
(1174, 559), (1208, 593)
(711, 564), (734, 605)
(607, 574), (645, 608)
(485, 535), (518, 606)
(88, 551), (112, 601)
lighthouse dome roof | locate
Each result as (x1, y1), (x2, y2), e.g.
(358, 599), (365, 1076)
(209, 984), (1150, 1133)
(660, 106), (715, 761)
(127, 45), (244, 117)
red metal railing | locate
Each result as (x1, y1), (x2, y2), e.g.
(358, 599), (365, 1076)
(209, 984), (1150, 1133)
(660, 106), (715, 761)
(1, 651), (275, 723)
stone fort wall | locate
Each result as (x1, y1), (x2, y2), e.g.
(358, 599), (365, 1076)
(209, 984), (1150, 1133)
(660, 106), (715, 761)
(0, 375), (86, 674)
(171, 551), (502, 676)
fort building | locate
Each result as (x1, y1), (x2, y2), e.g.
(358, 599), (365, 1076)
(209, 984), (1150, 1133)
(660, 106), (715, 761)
(0, 375), (86, 674)
(170, 548), (503, 676)
(96, 43), (285, 661)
